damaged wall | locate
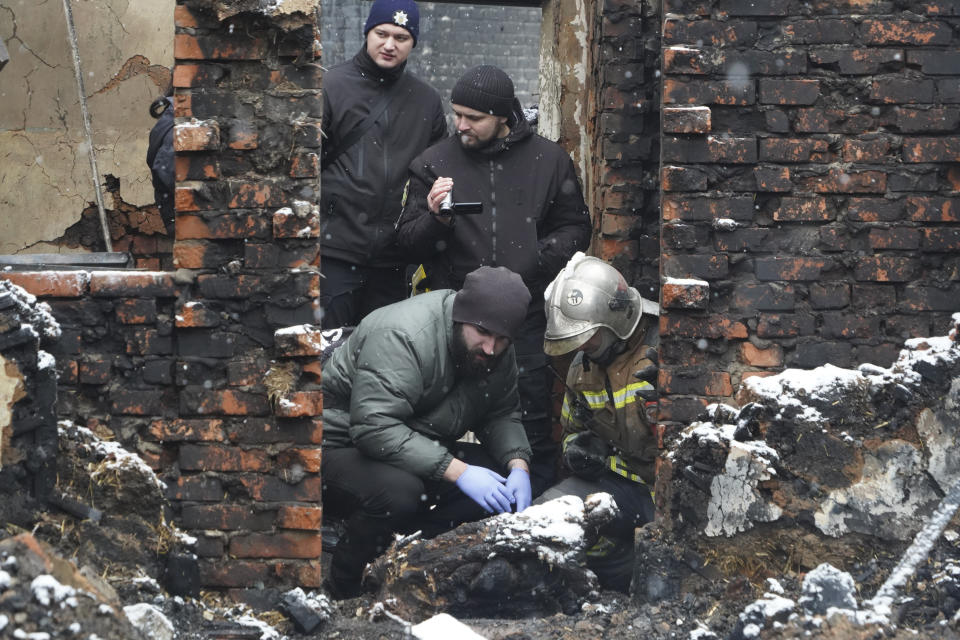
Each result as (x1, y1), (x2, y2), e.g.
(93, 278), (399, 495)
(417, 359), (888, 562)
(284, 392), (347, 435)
(0, 0), (174, 256)
(657, 1), (960, 430)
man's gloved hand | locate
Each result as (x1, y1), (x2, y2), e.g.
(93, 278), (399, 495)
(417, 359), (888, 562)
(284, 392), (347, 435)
(569, 391), (595, 426)
(562, 432), (610, 480)
(505, 467), (532, 512)
(455, 465), (513, 514)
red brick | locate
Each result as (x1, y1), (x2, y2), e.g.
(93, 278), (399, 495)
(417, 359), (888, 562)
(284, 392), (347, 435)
(110, 389), (167, 415)
(228, 183), (279, 209)
(227, 120), (259, 150)
(0, 271), (89, 298)
(125, 328), (173, 356)
(781, 20), (857, 44)
(78, 356), (111, 385)
(274, 561), (324, 588)
(662, 106), (711, 133)
(842, 138), (891, 162)
(755, 257), (830, 281)
(759, 138), (829, 163)
(662, 19), (759, 47)
(662, 254), (728, 280)
(174, 5), (201, 28)
(273, 207), (320, 239)
(230, 532), (323, 559)
(175, 155), (220, 181)
(114, 298), (157, 325)
(730, 283), (796, 311)
(906, 196), (960, 222)
(175, 300), (222, 328)
(276, 506), (323, 531)
(656, 395), (709, 424)
(659, 315), (748, 339)
(174, 121), (220, 152)
(739, 343), (783, 367)
(658, 368), (733, 397)
(276, 448), (322, 473)
(274, 392), (324, 418)
(289, 153), (319, 178)
(902, 137), (960, 163)
(847, 198), (904, 222)
(773, 198), (832, 222)
(179, 443), (271, 472)
(134, 258), (161, 270)
(869, 228), (921, 250)
(146, 418), (226, 442)
(870, 78), (936, 104)
(89, 272), (177, 298)
(302, 360), (322, 385)
(181, 505), (275, 531)
(661, 279), (709, 309)
(663, 79), (754, 106)
(165, 476), (223, 502)
(175, 213), (271, 240)
(853, 256), (920, 281)
(661, 166), (708, 192)
(599, 212), (634, 237)
(793, 108), (830, 133)
(199, 560), (271, 588)
(922, 227), (960, 251)
(897, 108), (960, 133)
(754, 167), (792, 192)
(663, 196), (754, 222)
(662, 47), (706, 74)
(801, 169), (886, 194)
(173, 92), (192, 118)
(756, 313), (816, 337)
(759, 79), (820, 105)
(180, 389), (271, 416)
(598, 237), (638, 262)
(861, 19), (952, 45)
(822, 313), (879, 339)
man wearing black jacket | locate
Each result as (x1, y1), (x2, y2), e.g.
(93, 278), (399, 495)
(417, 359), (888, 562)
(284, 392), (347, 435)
(396, 64), (592, 496)
(320, 0), (447, 328)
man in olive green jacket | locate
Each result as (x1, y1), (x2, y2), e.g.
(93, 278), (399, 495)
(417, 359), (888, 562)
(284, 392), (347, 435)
(322, 266), (534, 598)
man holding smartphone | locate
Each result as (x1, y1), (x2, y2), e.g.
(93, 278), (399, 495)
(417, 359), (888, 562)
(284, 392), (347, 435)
(396, 65), (591, 498)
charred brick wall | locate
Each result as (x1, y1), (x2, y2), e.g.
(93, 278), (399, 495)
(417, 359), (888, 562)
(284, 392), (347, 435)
(1, 0), (325, 606)
(657, 1), (960, 430)
(595, 0), (662, 305)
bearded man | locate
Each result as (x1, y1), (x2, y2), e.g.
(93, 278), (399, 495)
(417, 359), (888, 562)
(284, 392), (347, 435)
(396, 64), (591, 498)
(320, 266), (534, 598)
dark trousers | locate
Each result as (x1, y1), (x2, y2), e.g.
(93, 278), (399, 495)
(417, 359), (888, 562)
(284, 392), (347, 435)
(320, 257), (407, 329)
(322, 443), (503, 592)
(514, 306), (557, 497)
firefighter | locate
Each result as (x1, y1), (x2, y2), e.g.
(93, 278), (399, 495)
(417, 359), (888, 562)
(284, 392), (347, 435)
(536, 252), (660, 592)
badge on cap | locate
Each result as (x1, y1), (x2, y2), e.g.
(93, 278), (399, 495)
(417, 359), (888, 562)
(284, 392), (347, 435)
(393, 10), (409, 26)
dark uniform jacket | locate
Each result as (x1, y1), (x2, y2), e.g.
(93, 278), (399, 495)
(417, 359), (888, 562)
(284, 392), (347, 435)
(321, 49), (447, 267)
(560, 316), (660, 485)
(321, 290), (532, 481)
(395, 105), (591, 299)
(146, 97), (175, 232)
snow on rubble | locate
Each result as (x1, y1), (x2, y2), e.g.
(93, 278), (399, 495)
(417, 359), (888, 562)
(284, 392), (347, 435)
(671, 313), (960, 543)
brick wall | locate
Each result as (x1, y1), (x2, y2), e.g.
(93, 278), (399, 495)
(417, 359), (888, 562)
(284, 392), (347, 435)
(321, 0), (542, 118)
(657, 0), (960, 429)
(1, 0), (325, 606)
(594, 0), (662, 303)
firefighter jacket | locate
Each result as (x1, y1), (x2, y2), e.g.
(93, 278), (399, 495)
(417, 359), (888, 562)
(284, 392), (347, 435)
(395, 103), (591, 300)
(321, 289), (532, 481)
(560, 316), (659, 485)
(320, 48), (447, 267)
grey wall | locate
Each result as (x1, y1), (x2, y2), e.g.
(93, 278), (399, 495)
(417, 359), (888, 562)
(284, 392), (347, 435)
(321, 0), (542, 120)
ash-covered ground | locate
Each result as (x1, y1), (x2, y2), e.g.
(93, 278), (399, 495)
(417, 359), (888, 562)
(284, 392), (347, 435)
(2, 316), (960, 639)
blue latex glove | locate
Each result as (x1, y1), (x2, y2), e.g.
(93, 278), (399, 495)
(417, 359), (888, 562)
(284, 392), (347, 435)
(505, 467), (532, 512)
(455, 465), (513, 514)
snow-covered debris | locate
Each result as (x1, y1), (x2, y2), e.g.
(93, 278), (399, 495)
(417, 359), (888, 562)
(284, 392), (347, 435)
(123, 603), (174, 640)
(412, 612), (486, 640)
(31, 575), (77, 608)
(280, 588), (333, 634)
(799, 563), (857, 615)
(0, 279), (62, 341)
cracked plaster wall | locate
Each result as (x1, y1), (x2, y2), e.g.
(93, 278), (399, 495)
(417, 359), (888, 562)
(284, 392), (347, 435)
(0, 0), (174, 255)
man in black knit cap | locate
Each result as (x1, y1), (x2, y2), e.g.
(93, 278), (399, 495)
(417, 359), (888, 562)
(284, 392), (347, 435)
(322, 266), (534, 598)
(396, 64), (591, 498)
(320, 0), (447, 329)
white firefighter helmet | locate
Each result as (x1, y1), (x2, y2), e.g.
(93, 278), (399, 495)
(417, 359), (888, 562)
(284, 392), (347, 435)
(543, 252), (658, 356)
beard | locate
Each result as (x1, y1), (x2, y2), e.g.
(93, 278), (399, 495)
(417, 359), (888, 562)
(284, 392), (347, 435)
(458, 132), (496, 150)
(451, 324), (504, 379)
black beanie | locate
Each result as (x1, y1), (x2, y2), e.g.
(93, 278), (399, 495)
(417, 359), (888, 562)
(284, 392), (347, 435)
(450, 65), (515, 117)
(452, 266), (530, 340)
(364, 0), (420, 46)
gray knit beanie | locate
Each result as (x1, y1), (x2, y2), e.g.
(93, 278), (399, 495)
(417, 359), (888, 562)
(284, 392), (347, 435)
(452, 266), (530, 340)
(450, 65), (515, 117)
